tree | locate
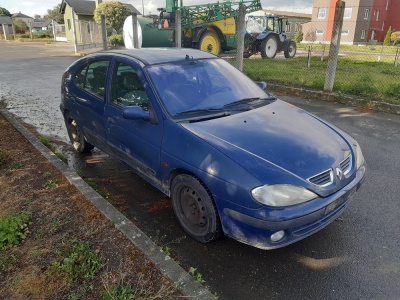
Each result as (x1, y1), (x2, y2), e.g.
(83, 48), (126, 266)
(44, 4), (64, 24)
(34, 14), (41, 20)
(294, 30), (303, 44)
(13, 19), (28, 34)
(94, 1), (131, 33)
(0, 7), (12, 16)
(384, 26), (392, 46)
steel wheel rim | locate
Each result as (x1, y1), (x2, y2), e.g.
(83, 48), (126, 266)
(178, 186), (208, 233)
(265, 38), (277, 57)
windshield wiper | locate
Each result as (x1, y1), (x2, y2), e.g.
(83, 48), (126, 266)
(175, 107), (227, 116)
(223, 96), (276, 108)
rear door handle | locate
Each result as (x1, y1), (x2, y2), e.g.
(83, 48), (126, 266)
(107, 117), (115, 125)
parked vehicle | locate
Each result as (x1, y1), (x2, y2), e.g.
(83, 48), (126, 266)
(123, 0), (263, 55)
(60, 48), (366, 250)
(244, 14), (296, 58)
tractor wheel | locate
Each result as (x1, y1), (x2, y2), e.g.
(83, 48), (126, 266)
(284, 41), (297, 58)
(198, 30), (221, 55)
(260, 35), (278, 59)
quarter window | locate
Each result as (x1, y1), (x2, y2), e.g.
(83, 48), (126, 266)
(111, 62), (149, 110)
(73, 60), (110, 100)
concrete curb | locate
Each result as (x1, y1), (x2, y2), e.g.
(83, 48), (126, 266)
(268, 83), (400, 115)
(0, 108), (216, 300)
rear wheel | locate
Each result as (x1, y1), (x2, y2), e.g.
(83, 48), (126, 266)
(171, 174), (222, 243)
(260, 35), (278, 59)
(65, 112), (93, 153)
(284, 41), (297, 58)
(198, 30), (221, 55)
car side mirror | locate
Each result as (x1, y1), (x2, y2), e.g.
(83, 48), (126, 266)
(122, 106), (150, 121)
(257, 81), (267, 90)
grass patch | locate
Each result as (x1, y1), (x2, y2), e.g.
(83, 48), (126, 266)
(48, 239), (104, 282)
(0, 212), (32, 250)
(39, 136), (51, 148)
(0, 148), (11, 166)
(239, 56), (400, 104)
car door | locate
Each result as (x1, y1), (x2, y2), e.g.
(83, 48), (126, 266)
(69, 58), (110, 150)
(104, 58), (163, 186)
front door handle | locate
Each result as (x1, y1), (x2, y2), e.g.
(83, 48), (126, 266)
(107, 117), (115, 125)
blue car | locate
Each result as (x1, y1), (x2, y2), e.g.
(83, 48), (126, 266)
(60, 48), (366, 250)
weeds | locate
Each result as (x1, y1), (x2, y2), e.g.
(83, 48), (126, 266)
(189, 267), (206, 284)
(0, 148), (11, 166)
(48, 239), (104, 282)
(43, 179), (58, 189)
(0, 212), (32, 250)
(39, 136), (51, 148)
(55, 151), (68, 163)
(0, 254), (17, 272)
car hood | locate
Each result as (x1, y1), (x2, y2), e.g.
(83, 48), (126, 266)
(181, 100), (352, 191)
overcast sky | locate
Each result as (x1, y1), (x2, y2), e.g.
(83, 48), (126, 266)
(1, 0), (313, 18)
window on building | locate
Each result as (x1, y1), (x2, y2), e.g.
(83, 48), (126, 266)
(316, 29), (324, 35)
(67, 19), (71, 31)
(318, 8), (327, 19)
(286, 22), (291, 33)
(364, 8), (370, 19)
(341, 29), (349, 36)
(295, 22), (301, 32)
(376, 10), (380, 21)
(361, 30), (366, 40)
(386, 0), (389, 10)
(344, 8), (352, 19)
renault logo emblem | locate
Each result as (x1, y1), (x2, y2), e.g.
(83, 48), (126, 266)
(336, 167), (343, 180)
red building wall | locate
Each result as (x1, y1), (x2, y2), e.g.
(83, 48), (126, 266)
(369, 0), (400, 42)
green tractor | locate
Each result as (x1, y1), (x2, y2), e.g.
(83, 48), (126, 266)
(244, 14), (297, 59)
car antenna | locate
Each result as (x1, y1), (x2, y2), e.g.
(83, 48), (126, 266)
(185, 55), (196, 65)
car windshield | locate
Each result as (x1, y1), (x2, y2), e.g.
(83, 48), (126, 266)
(147, 58), (274, 119)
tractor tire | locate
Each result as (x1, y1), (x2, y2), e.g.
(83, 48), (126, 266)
(284, 41), (297, 59)
(260, 35), (278, 59)
(198, 30), (221, 55)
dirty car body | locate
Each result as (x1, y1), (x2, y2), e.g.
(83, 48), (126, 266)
(60, 48), (366, 250)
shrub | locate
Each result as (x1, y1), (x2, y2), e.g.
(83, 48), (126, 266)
(108, 34), (124, 47)
(294, 30), (303, 44)
(384, 27), (392, 46)
(0, 212), (31, 250)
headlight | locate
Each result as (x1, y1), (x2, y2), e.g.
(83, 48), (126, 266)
(355, 144), (364, 170)
(251, 184), (318, 207)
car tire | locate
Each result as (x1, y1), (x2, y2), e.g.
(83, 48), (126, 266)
(260, 35), (278, 59)
(171, 174), (222, 243)
(284, 41), (297, 58)
(64, 112), (94, 153)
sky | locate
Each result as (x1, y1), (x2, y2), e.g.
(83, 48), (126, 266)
(0, 0), (313, 18)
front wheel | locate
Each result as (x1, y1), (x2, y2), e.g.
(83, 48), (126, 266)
(284, 41), (297, 58)
(64, 112), (94, 153)
(198, 30), (221, 55)
(260, 35), (278, 59)
(171, 174), (222, 243)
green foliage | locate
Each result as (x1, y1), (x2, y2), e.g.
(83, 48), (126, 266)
(94, 1), (131, 33)
(43, 179), (58, 189)
(108, 34), (124, 46)
(49, 240), (104, 282)
(102, 283), (137, 300)
(0, 212), (32, 250)
(44, 4), (64, 24)
(189, 267), (205, 284)
(0, 148), (11, 166)
(294, 30), (303, 44)
(384, 26), (392, 46)
(39, 136), (51, 148)
(0, 7), (12, 16)
(13, 19), (28, 34)
(391, 31), (400, 42)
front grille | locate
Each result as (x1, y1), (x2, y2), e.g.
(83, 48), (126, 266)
(308, 169), (333, 187)
(340, 154), (352, 175)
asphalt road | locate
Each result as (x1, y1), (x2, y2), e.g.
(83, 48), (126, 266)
(1, 41), (399, 299)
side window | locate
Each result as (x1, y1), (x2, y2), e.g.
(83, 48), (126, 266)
(110, 62), (149, 110)
(73, 60), (110, 100)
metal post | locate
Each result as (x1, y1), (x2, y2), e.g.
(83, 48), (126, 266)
(175, 10), (181, 48)
(12, 23), (16, 40)
(2, 25), (7, 41)
(395, 48), (399, 68)
(132, 14), (139, 49)
(235, 5), (246, 71)
(71, 9), (78, 53)
(29, 20), (33, 40)
(324, 1), (345, 92)
(101, 15), (108, 50)
(307, 46), (312, 68)
(52, 20), (56, 41)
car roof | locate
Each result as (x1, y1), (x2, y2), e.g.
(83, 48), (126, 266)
(100, 48), (217, 66)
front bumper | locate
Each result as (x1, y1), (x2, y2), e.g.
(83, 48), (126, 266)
(218, 164), (366, 250)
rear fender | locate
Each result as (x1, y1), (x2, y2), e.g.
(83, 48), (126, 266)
(192, 25), (224, 44)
